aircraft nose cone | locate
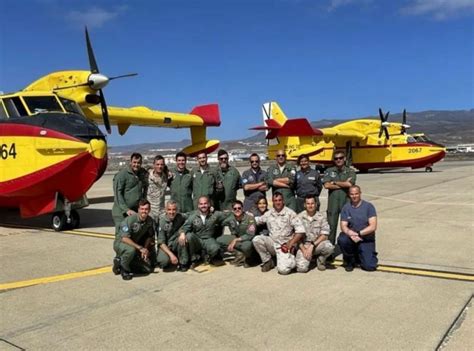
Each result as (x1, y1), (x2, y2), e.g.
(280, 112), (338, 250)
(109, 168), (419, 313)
(88, 139), (107, 159)
(88, 73), (109, 90)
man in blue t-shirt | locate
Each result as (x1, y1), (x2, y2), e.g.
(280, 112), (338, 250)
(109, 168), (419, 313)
(338, 185), (378, 272)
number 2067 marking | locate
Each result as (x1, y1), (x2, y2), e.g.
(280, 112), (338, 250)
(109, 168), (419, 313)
(408, 147), (422, 154)
(1, 143), (17, 159)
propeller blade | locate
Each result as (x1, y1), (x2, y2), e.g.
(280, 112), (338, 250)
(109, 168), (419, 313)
(85, 27), (99, 74)
(99, 89), (111, 134)
(378, 128), (383, 138)
(384, 127), (390, 140)
(378, 108), (384, 121)
(403, 109), (407, 125)
(385, 111), (390, 121)
(109, 73), (138, 81)
(54, 82), (90, 90)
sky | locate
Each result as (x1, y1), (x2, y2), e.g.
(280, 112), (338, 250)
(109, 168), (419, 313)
(1, 0), (473, 146)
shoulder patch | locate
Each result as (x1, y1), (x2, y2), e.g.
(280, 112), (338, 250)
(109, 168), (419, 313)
(121, 225), (129, 233)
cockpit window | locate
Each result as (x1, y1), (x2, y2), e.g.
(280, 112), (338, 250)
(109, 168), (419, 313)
(0, 100), (8, 119)
(3, 97), (28, 117)
(23, 96), (63, 114)
(59, 97), (84, 115)
(407, 136), (416, 143)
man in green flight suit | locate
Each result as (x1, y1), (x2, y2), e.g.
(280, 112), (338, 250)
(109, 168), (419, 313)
(218, 200), (257, 267)
(112, 199), (156, 280)
(169, 151), (193, 213)
(111, 153), (148, 233)
(267, 149), (297, 211)
(156, 200), (193, 272)
(213, 149), (241, 211)
(180, 196), (230, 267)
(322, 151), (356, 260)
(191, 152), (216, 209)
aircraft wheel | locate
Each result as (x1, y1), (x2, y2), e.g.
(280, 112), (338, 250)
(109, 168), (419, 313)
(52, 212), (67, 231)
(70, 210), (80, 229)
(425, 167), (433, 172)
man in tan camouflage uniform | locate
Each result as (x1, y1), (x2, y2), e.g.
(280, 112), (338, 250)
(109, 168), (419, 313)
(296, 196), (334, 272)
(253, 192), (305, 274)
(146, 155), (169, 223)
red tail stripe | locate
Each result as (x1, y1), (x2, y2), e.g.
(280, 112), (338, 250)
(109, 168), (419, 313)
(190, 104), (221, 127)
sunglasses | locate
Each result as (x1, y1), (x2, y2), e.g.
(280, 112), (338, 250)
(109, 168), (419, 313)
(250, 160), (259, 163)
(219, 157), (228, 161)
(334, 157), (344, 160)
(277, 154), (286, 157)
(233, 206), (242, 210)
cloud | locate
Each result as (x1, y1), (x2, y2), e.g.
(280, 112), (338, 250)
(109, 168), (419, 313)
(400, 0), (474, 20)
(326, 0), (376, 12)
(66, 5), (127, 28)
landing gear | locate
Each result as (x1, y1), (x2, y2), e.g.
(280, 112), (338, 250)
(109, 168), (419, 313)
(52, 212), (67, 231)
(425, 166), (433, 172)
(51, 209), (80, 231)
(69, 210), (80, 229)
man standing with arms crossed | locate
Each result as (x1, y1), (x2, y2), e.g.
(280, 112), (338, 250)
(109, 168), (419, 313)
(112, 152), (147, 233)
(241, 153), (268, 212)
(213, 149), (241, 211)
(322, 151), (356, 260)
(267, 150), (297, 211)
(192, 152), (216, 209)
(169, 151), (193, 213)
(146, 155), (169, 223)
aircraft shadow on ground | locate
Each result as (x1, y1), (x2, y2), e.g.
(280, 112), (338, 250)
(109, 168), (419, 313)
(0, 208), (114, 230)
(366, 169), (440, 174)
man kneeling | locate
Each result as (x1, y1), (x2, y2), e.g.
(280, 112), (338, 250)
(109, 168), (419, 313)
(113, 199), (156, 280)
(338, 185), (378, 272)
(156, 200), (190, 272)
(296, 196), (334, 272)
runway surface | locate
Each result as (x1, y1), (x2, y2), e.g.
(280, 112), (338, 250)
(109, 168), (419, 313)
(1, 160), (473, 350)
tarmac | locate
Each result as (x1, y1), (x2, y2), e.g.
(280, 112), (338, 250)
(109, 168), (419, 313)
(1, 160), (473, 350)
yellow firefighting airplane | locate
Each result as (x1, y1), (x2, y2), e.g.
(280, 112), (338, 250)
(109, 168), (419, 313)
(251, 102), (446, 172)
(0, 28), (220, 230)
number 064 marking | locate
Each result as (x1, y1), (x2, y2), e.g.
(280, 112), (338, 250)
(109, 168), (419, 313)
(1, 143), (17, 159)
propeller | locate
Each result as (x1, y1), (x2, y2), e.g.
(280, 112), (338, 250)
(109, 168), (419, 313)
(54, 27), (138, 134)
(401, 109), (411, 134)
(378, 108), (390, 140)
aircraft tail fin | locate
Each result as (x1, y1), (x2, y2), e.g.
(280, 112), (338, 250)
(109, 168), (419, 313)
(262, 102), (288, 126)
(182, 126), (220, 157)
(250, 101), (322, 140)
(190, 104), (221, 127)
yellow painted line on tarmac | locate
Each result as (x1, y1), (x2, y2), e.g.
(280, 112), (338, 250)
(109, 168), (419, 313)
(0, 223), (114, 239)
(0, 266), (111, 292)
(376, 265), (474, 282)
(332, 260), (474, 282)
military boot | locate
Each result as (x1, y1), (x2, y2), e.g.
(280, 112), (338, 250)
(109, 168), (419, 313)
(230, 251), (246, 266)
(112, 257), (121, 275)
(261, 259), (275, 272)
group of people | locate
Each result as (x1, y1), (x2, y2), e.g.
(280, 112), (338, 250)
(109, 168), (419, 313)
(111, 149), (378, 280)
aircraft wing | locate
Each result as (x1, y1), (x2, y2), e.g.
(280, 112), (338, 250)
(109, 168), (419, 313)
(321, 127), (366, 140)
(82, 104), (220, 135)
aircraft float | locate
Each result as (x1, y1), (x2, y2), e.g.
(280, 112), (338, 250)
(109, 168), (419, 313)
(0, 28), (220, 230)
(251, 102), (446, 172)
